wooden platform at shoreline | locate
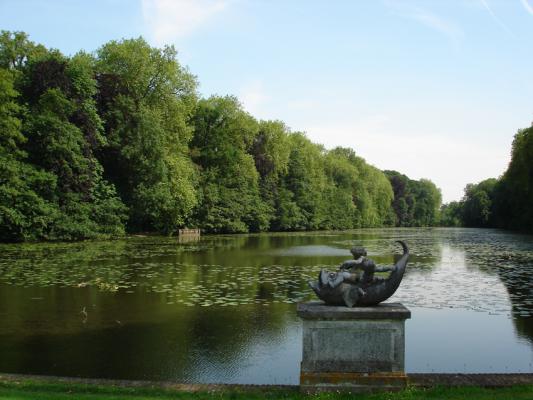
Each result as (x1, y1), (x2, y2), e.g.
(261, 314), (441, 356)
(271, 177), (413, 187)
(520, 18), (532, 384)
(178, 228), (200, 236)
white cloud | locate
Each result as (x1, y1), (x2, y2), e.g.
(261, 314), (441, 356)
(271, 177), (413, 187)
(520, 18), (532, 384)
(287, 99), (320, 111)
(408, 8), (464, 40)
(303, 123), (509, 203)
(521, 0), (533, 16)
(384, 1), (464, 41)
(142, 0), (228, 44)
(238, 80), (270, 118)
(479, 0), (514, 36)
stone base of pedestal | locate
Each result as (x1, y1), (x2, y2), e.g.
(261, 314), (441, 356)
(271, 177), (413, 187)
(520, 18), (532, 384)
(297, 301), (411, 393)
(300, 371), (408, 393)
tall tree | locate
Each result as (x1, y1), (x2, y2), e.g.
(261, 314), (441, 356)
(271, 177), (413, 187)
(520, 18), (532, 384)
(96, 38), (198, 233)
(0, 66), (58, 241)
(190, 96), (268, 232)
(461, 179), (497, 228)
(249, 120), (291, 228)
(492, 127), (533, 231)
(1, 31), (125, 241)
(385, 171), (441, 227)
(21, 51), (126, 239)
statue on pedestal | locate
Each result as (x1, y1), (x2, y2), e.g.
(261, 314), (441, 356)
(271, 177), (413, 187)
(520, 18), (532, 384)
(308, 241), (409, 307)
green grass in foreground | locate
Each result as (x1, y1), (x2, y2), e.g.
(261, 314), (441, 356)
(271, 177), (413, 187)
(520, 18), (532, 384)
(1, 381), (533, 400)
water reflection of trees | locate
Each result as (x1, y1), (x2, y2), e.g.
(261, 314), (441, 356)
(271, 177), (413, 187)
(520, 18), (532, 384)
(0, 230), (447, 308)
(0, 284), (298, 381)
(4, 228), (533, 379)
(496, 263), (533, 344)
(456, 229), (533, 344)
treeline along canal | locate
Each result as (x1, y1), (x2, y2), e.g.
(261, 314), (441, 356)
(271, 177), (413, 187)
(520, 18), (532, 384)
(1, 228), (533, 383)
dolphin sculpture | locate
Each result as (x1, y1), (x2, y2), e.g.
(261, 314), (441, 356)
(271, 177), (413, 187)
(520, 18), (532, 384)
(308, 241), (409, 307)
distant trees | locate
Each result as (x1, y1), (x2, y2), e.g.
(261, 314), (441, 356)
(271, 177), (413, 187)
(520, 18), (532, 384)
(385, 171), (442, 226)
(0, 31), (445, 241)
(493, 127), (533, 231)
(461, 179), (497, 228)
(441, 126), (533, 233)
(440, 201), (463, 227)
(189, 97), (398, 233)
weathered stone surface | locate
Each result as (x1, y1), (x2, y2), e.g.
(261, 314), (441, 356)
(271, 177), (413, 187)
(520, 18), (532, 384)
(300, 372), (408, 394)
(297, 301), (411, 320)
(298, 301), (410, 393)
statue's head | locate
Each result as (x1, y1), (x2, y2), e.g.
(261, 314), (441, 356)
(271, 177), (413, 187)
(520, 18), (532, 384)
(350, 246), (367, 258)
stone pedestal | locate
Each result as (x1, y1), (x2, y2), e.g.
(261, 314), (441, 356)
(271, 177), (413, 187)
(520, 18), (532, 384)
(297, 301), (411, 393)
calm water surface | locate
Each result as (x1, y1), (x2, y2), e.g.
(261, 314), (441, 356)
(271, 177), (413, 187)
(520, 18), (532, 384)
(1, 228), (533, 383)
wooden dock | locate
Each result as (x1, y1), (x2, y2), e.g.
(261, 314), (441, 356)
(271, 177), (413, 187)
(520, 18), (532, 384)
(178, 228), (200, 236)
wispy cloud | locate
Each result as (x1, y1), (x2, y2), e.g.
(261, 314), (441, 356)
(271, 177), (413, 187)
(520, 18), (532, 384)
(521, 0), (533, 16)
(479, 0), (514, 36)
(238, 80), (269, 118)
(305, 122), (506, 203)
(384, 1), (463, 41)
(142, 0), (228, 44)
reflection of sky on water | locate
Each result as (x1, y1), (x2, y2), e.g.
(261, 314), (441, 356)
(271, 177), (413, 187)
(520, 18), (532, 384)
(1, 228), (533, 382)
(407, 307), (533, 373)
(392, 244), (512, 315)
(268, 245), (348, 257)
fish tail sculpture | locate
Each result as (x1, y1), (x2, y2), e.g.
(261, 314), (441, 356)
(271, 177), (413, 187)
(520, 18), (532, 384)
(308, 240), (409, 307)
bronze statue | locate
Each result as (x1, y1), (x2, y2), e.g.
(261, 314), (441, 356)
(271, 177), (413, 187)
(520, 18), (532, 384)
(308, 241), (409, 307)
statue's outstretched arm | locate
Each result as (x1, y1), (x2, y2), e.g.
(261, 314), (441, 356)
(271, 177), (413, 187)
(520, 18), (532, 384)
(340, 260), (358, 269)
(374, 265), (395, 272)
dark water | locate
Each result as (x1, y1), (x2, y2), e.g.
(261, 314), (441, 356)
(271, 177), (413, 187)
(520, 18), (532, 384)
(1, 228), (533, 383)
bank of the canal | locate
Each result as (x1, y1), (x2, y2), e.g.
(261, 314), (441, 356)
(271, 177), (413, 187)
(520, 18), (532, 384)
(2, 373), (533, 399)
(0, 374), (533, 400)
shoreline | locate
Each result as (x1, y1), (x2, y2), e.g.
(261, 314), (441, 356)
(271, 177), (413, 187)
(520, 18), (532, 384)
(3, 372), (533, 391)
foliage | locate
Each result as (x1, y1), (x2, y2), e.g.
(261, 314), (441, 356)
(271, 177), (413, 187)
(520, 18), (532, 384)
(385, 171), (441, 227)
(492, 127), (533, 231)
(460, 179), (497, 228)
(96, 37), (198, 234)
(0, 31), (126, 241)
(0, 67), (58, 241)
(440, 201), (463, 227)
(190, 96), (267, 233)
(446, 126), (533, 233)
(0, 31), (447, 241)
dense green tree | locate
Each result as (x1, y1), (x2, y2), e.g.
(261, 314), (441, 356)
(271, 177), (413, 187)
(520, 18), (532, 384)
(21, 51), (127, 239)
(95, 38), (197, 233)
(0, 67), (58, 241)
(1, 31), (125, 241)
(0, 31), (450, 241)
(461, 178), (497, 228)
(443, 126), (533, 232)
(352, 157), (395, 227)
(0, 31), (46, 70)
(492, 127), (533, 231)
(440, 201), (463, 227)
(385, 171), (441, 226)
(321, 148), (359, 229)
(274, 133), (327, 230)
(190, 96), (268, 233)
(249, 120), (291, 228)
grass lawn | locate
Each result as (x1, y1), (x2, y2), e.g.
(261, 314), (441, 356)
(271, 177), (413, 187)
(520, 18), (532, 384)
(1, 380), (533, 400)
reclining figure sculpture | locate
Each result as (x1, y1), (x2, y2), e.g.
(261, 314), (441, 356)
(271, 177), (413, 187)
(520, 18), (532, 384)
(308, 241), (409, 307)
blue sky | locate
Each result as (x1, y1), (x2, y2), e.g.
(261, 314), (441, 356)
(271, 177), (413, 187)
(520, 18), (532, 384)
(1, 0), (532, 202)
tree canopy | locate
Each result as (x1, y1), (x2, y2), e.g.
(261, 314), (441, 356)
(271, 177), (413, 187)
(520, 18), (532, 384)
(0, 31), (443, 241)
(441, 125), (533, 233)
